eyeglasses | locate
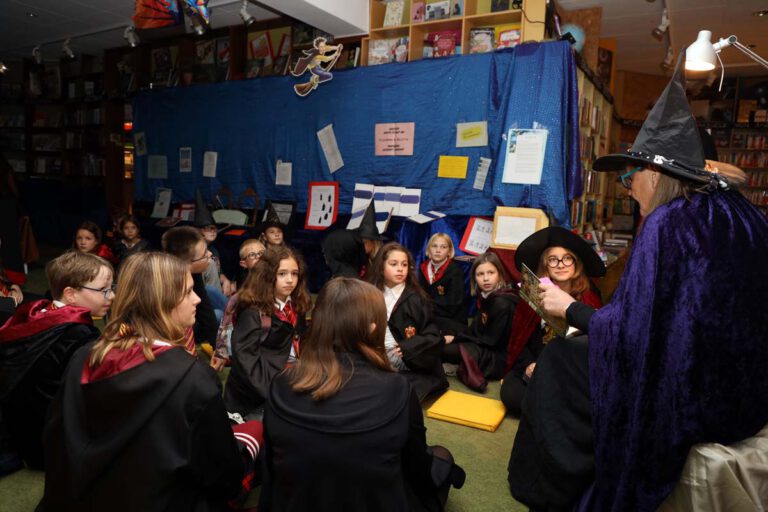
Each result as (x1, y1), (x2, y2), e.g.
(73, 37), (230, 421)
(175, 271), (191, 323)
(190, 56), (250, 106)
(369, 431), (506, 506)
(191, 250), (212, 264)
(545, 254), (575, 268)
(619, 166), (643, 189)
(81, 284), (116, 298)
(243, 250), (265, 261)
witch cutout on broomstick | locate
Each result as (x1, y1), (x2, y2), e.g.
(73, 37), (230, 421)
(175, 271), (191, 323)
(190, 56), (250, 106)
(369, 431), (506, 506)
(290, 37), (343, 97)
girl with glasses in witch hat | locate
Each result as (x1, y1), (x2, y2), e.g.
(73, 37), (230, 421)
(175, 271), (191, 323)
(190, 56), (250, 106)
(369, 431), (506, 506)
(507, 50), (768, 512)
(499, 226), (604, 416)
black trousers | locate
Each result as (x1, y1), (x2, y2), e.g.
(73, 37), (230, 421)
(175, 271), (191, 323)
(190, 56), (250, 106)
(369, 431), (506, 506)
(499, 372), (527, 416)
(507, 335), (594, 511)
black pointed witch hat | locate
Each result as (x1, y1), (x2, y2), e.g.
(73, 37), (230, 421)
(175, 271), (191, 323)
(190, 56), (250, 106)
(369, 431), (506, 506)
(193, 190), (216, 227)
(259, 202), (287, 234)
(357, 202), (383, 241)
(593, 48), (730, 189)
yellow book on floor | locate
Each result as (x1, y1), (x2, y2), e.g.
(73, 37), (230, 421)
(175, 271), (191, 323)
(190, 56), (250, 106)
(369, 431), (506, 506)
(427, 390), (506, 432)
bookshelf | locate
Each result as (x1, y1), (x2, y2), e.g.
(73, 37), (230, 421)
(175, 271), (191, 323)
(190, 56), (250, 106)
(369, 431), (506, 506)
(362, 0), (546, 65)
(572, 63), (614, 233)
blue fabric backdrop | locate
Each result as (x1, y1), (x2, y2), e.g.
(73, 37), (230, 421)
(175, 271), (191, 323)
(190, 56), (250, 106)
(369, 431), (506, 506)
(133, 40), (581, 226)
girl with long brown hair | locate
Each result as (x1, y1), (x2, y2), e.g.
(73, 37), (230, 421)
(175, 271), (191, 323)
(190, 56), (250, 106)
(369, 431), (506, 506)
(367, 242), (447, 401)
(259, 277), (465, 511)
(224, 245), (310, 420)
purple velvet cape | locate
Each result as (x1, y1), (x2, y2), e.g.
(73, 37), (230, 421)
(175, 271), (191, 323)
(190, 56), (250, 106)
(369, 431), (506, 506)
(587, 190), (768, 511)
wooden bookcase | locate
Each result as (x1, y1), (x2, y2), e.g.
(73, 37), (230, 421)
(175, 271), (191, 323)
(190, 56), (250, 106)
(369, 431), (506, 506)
(572, 64), (614, 233)
(362, 0), (546, 65)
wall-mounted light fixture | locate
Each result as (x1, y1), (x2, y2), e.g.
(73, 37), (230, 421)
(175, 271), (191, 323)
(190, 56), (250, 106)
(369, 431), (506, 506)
(652, 8), (669, 41)
(686, 30), (768, 72)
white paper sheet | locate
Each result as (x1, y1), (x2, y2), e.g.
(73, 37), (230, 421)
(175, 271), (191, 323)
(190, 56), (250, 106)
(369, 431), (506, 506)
(456, 121), (488, 148)
(408, 211), (446, 224)
(494, 216), (538, 246)
(473, 157), (492, 191)
(275, 160), (292, 186)
(462, 218), (494, 255)
(179, 147), (192, 173)
(347, 183), (375, 230)
(307, 184), (337, 229)
(203, 151), (218, 178)
(374, 186), (403, 219)
(397, 188), (421, 217)
(148, 155), (168, 179)
(317, 124), (344, 173)
(501, 128), (548, 185)
(151, 187), (172, 218)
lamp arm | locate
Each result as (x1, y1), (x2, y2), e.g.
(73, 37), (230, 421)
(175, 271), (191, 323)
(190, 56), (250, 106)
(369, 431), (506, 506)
(714, 35), (768, 71)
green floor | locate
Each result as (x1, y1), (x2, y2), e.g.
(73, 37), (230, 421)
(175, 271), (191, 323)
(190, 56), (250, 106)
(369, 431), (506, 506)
(0, 245), (526, 511)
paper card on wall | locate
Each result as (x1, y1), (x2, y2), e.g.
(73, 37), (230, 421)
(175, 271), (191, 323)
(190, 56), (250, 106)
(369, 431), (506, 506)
(305, 181), (339, 230)
(408, 210), (446, 224)
(495, 216), (537, 246)
(437, 155), (469, 179)
(473, 157), (492, 190)
(375, 122), (415, 156)
(203, 151), (218, 178)
(347, 183), (375, 230)
(397, 188), (421, 217)
(148, 155), (168, 179)
(456, 121), (488, 148)
(151, 187), (172, 218)
(459, 217), (494, 256)
(317, 124), (344, 173)
(374, 186), (403, 219)
(501, 128), (548, 185)
(276, 160), (292, 186)
(179, 147), (192, 173)
(134, 132), (147, 156)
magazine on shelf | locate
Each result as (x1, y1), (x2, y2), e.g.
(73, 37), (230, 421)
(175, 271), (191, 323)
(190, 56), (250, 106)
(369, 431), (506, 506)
(425, 0), (449, 21)
(383, 0), (405, 27)
(469, 28), (495, 54)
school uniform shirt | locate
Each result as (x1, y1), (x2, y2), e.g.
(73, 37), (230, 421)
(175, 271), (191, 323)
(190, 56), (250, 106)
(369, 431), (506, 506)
(453, 288), (518, 380)
(0, 300), (99, 469)
(387, 284), (447, 401)
(418, 259), (467, 325)
(384, 283), (407, 371)
(112, 238), (150, 265)
(37, 344), (259, 512)
(224, 303), (305, 417)
(260, 352), (462, 512)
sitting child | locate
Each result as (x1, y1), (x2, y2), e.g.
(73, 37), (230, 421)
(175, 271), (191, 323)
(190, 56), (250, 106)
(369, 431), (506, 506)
(0, 250), (113, 470)
(224, 246), (310, 421)
(259, 204), (287, 253)
(112, 215), (150, 266)
(73, 221), (117, 265)
(367, 242), (447, 401)
(236, 238), (266, 288)
(418, 233), (467, 335)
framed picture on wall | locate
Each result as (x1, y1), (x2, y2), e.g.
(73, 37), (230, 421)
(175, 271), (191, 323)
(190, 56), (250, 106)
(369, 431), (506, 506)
(490, 207), (549, 250)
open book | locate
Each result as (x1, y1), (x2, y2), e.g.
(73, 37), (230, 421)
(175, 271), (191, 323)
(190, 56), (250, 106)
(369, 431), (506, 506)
(519, 263), (570, 338)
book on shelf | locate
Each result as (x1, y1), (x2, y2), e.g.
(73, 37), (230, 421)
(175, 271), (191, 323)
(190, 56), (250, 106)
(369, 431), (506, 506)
(411, 1), (425, 22)
(216, 37), (231, 81)
(469, 28), (495, 54)
(368, 37), (409, 65)
(491, 0), (510, 12)
(450, 0), (462, 16)
(425, 0), (449, 21)
(194, 40), (217, 83)
(383, 0), (405, 27)
(495, 23), (521, 49)
(426, 30), (461, 58)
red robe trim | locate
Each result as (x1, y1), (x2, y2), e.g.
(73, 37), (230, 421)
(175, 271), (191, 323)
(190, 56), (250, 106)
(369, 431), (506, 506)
(81, 343), (175, 384)
(419, 258), (452, 285)
(0, 300), (92, 343)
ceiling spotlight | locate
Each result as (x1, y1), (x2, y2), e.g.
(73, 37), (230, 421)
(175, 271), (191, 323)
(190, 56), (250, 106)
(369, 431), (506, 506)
(32, 45), (42, 64)
(753, 9), (768, 17)
(240, 0), (255, 26)
(123, 26), (139, 48)
(191, 20), (206, 36)
(660, 46), (674, 71)
(0, 62), (7, 74)
(62, 38), (75, 59)
(652, 8), (669, 41)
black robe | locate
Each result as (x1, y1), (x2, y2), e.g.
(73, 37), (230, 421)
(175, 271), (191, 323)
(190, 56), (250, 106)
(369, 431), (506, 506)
(418, 260), (467, 331)
(321, 229), (367, 278)
(224, 307), (306, 417)
(260, 352), (463, 512)
(452, 289), (518, 379)
(388, 285), (447, 401)
(193, 272), (218, 345)
(37, 346), (250, 512)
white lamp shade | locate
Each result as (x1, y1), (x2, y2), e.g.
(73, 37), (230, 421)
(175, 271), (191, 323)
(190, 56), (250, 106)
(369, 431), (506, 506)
(686, 30), (718, 71)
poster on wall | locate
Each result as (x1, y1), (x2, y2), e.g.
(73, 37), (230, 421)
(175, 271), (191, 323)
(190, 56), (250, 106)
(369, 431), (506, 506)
(305, 181), (339, 230)
(459, 216), (494, 255)
(179, 147), (192, 173)
(375, 122), (415, 156)
(501, 128), (547, 185)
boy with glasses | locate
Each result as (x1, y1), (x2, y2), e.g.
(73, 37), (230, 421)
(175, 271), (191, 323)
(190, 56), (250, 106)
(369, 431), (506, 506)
(0, 250), (113, 472)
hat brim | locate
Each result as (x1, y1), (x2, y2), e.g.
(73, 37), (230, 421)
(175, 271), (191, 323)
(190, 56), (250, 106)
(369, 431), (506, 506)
(514, 226), (606, 278)
(593, 151), (712, 186)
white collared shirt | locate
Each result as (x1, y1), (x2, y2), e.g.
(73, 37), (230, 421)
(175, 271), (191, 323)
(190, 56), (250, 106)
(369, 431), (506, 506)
(428, 259), (447, 284)
(383, 283), (407, 371)
(274, 296), (298, 364)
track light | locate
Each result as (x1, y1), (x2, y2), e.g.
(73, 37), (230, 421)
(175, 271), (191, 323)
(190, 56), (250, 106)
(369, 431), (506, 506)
(62, 38), (75, 59)
(182, 2), (208, 36)
(240, 0), (255, 26)
(660, 46), (674, 71)
(0, 62), (7, 74)
(124, 26), (139, 47)
(652, 8), (669, 41)
(32, 45), (42, 64)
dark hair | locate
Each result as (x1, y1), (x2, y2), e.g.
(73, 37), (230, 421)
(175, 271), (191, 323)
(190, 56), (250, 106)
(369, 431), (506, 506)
(161, 226), (204, 262)
(287, 277), (392, 401)
(367, 242), (429, 300)
(75, 221), (102, 244)
(119, 214), (141, 233)
(237, 245), (311, 316)
(469, 252), (507, 296)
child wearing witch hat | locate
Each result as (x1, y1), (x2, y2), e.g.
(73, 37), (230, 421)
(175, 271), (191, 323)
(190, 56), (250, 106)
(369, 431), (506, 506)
(321, 202), (383, 280)
(194, 191), (234, 302)
(258, 203), (288, 253)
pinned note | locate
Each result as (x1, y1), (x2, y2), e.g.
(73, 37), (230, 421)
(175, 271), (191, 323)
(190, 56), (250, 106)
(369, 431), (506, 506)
(437, 155), (469, 179)
(456, 121), (488, 148)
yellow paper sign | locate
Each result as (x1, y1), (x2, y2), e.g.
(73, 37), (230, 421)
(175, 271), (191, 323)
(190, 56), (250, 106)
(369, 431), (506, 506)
(437, 155), (469, 179)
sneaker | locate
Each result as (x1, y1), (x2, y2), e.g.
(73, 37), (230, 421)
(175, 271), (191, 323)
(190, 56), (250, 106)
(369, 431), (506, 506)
(442, 363), (459, 377)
